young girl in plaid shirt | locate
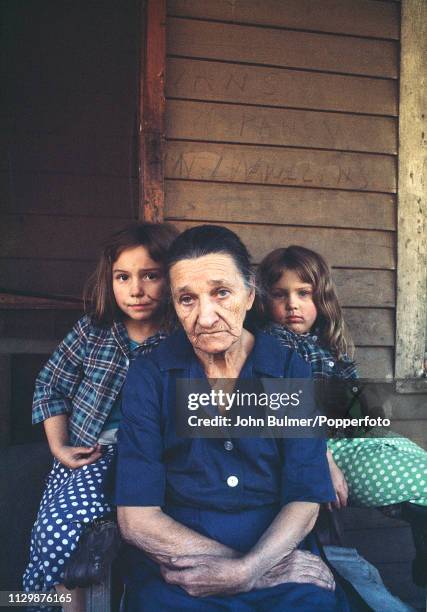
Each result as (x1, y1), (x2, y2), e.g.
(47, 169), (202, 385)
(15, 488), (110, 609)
(257, 245), (427, 586)
(23, 222), (178, 608)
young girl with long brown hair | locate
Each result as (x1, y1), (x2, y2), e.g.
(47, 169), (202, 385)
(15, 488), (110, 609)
(23, 222), (178, 609)
(257, 245), (427, 586)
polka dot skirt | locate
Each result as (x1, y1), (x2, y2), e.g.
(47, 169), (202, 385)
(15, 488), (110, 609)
(23, 445), (116, 596)
(328, 431), (427, 507)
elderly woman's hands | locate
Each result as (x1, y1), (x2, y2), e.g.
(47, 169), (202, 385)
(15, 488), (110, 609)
(160, 549), (335, 597)
(253, 550), (335, 591)
(161, 555), (253, 597)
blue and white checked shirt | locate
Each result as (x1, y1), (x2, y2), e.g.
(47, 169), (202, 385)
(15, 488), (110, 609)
(32, 315), (167, 446)
(263, 323), (358, 381)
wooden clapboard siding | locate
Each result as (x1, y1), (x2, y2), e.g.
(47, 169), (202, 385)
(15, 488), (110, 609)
(333, 269), (395, 308)
(0, 260), (94, 298)
(355, 347), (394, 379)
(170, 221), (395, 269)
(0, 133), (134, 176)
(1, 0), (140, 299)
(165, 0), (399, 378)
(168, 0), (399, 39)
(0, 173), (138, 218)
(343, 308), (394, 346)
(165, 181), (396, 230)
(167, 18), (398, 78)
(167, 58), (398, 116)
(165, 142), (396, 192)
(167, 100), (397, 154)
(0, 215), (126, 261)
(0, 310), (82, 342)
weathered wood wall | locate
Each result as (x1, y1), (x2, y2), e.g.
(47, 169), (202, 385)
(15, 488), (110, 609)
(1, 0), (140, 300)
(164, 0), (400, 378)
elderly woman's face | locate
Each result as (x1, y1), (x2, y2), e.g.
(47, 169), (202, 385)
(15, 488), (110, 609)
(170, 253), (255, 354)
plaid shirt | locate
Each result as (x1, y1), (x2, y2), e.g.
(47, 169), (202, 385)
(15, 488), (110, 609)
(263, 323), (358, 381)
(264, 324), (362, 435)
(32, 315), (167, 446)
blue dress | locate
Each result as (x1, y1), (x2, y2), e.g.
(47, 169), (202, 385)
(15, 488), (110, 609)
(116, 330), (349, 611)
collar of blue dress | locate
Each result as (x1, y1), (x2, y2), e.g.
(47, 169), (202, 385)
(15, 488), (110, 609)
(153, 328), (290, 378)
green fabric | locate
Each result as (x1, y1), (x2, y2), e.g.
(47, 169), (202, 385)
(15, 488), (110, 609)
(328, 432), (427, 507)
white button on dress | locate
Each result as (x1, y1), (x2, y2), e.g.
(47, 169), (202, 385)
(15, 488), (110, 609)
(227, 475), (239, 487)
(328, 361), (334, 367)
(224, 441), (234, 451)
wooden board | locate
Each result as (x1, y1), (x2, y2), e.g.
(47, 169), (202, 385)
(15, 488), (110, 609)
(168, 0), (400, 39)
(165, 180), (396, 230)
(343, 307), (395, 346)
(0, 294), (82, 310)
(0, 310), (81, 341)
(167, 18), (398, 78)
(1, 133), (135, 177)
(333, 269), (395, 307)
(355, 347), (394, 379)
(166, 100), (397, 154)
(167, 58), (398, 116)
(0, 259), (94, 298)
(165, 142), (397, 192)
(167, 220), (396, 269)
(395, 0), (427, 380)
(0, 215), (124, 261)
(390, 420), (427, 446)
(388, 393), (427, 420)
(139, 0), (167, 222)
(0, 173), (138, 218)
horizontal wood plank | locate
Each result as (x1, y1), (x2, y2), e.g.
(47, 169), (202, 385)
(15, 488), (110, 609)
(0, 294), (82, 310)
(333, 269), (395, 307)
(1, 136), (135, 177)
(167, 58), (398, 116)
(0, 215), (124, 261)
(168, 0), (400, 39)
(167, 220), (396, 269)
(167, 100), (397, 154)
(355, 347), (394, 379)
(344, 307), (395, 346)
(388, 393), (427, 420)
(388, 421), (427, 448)
(0, 173), (138, 218)
(165, 142), (397, 192)
(165, 180), (396, 230)
(0, 310), (82, 342)
(167, 17), (398, 78)
(0, 259), (94, 298)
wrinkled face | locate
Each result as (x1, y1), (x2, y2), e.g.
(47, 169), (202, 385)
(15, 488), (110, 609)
(268, 269), (318, 334)
(112, 246), (166, 322)
(170, 253), (255, 354)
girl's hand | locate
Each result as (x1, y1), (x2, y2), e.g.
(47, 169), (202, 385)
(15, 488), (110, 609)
(53, 444), (102, 469)
(326, 451), (348, 510)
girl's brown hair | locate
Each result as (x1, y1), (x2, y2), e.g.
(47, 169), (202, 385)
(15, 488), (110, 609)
(84, 222), (179, 326)
(256, 245), (354, 358)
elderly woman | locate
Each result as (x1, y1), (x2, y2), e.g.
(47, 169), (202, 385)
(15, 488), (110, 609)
(115, 225), (348, 611)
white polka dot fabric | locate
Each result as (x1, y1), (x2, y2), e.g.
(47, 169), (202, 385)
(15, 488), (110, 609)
(23, 445), (116, 600)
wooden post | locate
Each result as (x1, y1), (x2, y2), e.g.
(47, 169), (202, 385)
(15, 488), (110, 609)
(395, 0), (427, 384)
(138, 0), (166, 222)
